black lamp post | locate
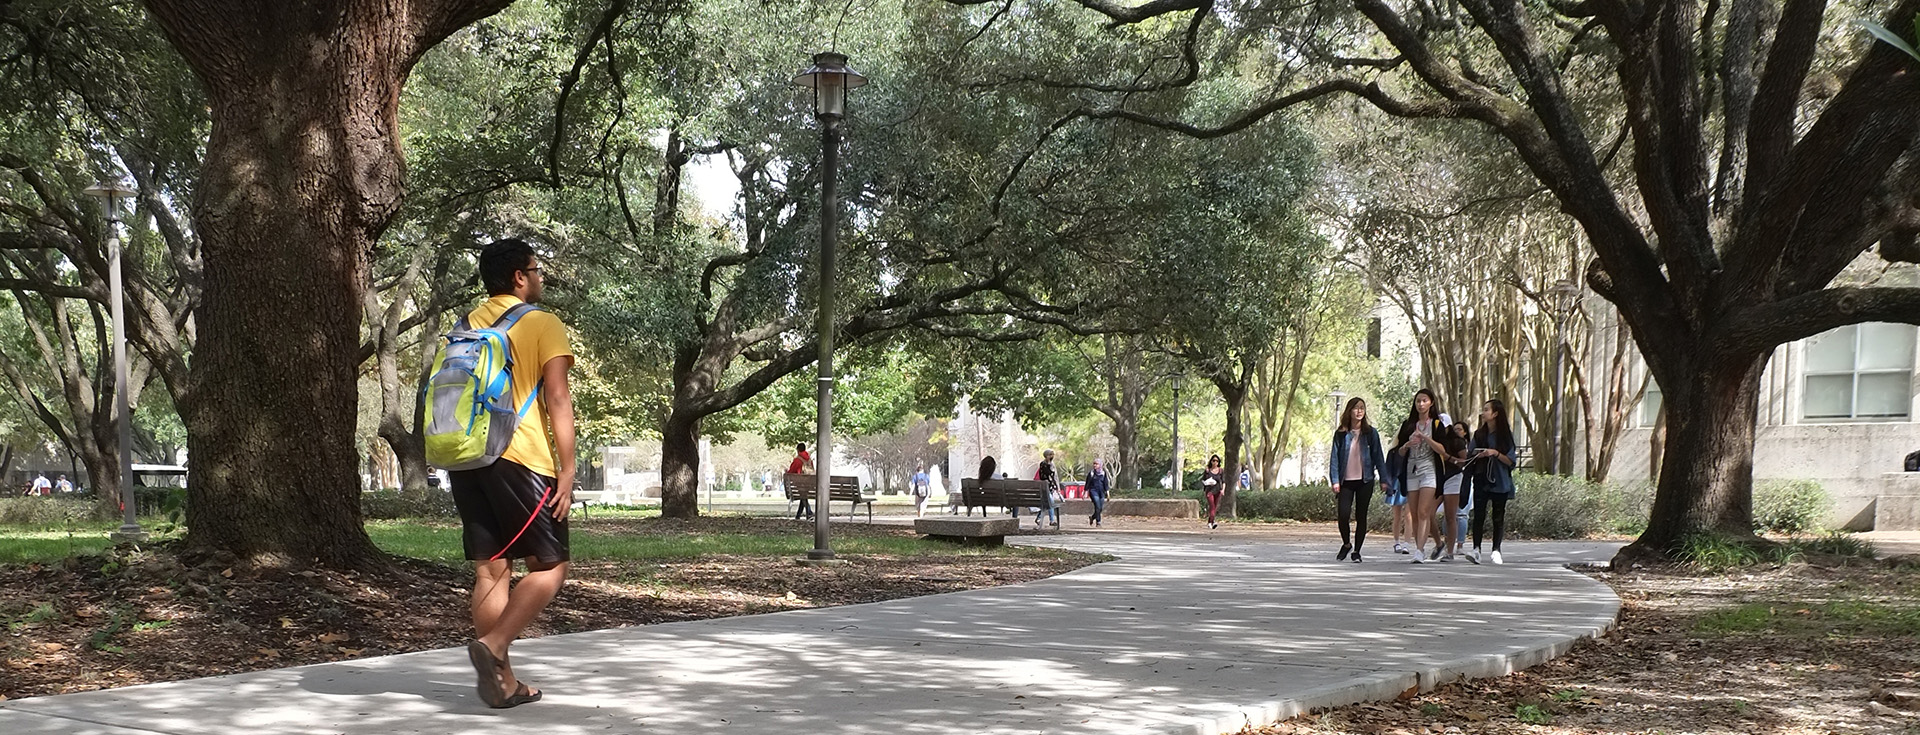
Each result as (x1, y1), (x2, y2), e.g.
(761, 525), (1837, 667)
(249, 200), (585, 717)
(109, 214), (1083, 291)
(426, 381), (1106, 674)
(1170, 372), (1186, 494)
(792, 52), (866, 561)
(1547, 279), (1581, 475)
(83, 179), (147, 543)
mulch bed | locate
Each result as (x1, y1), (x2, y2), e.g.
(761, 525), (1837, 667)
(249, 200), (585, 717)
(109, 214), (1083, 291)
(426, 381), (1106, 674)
(1244, 557), (1920, 735)
(0, 517), (1097, 700)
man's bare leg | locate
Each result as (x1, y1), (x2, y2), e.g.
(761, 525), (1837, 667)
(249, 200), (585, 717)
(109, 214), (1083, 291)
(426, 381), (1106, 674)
(472, 559), (514, 638)
(477, 559), (569, 695)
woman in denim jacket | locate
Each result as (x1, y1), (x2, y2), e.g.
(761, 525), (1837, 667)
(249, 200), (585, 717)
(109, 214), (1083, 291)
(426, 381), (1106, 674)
(1327, 397), (1392, 562)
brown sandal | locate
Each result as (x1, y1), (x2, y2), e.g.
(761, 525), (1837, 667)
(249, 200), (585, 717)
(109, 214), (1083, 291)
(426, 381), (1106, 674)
(498, 682), (543, 708)
(465, 640), (507, 708)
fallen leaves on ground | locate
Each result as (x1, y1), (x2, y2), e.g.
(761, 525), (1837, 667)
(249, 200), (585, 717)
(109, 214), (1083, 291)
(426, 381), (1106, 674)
(1243, 560), (1920, 735)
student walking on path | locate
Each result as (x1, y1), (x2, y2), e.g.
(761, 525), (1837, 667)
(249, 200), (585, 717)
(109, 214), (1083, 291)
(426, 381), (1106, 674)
(911, 464), (931, 517)
(444, 238), (578, 709)
(1085, 458), (1111, 527)
(1327, 397), (1391, 563)
(1395, 389), (1447, 563)
(1467, 399), (1518, 565)
(1200, 454), (1226, 529)
(1437, 421), (1473, 561)
(788, 443), (814, 520)
(1033, 449), (1062, 529)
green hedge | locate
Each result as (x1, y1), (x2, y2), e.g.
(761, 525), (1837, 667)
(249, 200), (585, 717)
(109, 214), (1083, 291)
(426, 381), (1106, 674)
(0, 497), (98, 526)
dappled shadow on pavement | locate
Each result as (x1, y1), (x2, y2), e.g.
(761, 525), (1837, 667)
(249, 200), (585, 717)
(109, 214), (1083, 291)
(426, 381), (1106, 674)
(0, 533), (1619, 735)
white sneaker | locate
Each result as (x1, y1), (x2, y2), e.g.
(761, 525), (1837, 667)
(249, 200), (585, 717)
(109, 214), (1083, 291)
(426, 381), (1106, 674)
(1394, 542), (1409, 554)
(1491, 550), (1504, 565)
(1411, 557), (1423, 564)
(1466, 548), (1481, 565)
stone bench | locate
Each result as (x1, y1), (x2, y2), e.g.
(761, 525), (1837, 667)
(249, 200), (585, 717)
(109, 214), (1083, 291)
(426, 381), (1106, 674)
(914, 516), (1020, 547)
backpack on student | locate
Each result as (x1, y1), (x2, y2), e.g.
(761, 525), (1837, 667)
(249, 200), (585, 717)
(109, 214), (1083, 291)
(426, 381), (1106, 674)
(422, 303), (543, 471)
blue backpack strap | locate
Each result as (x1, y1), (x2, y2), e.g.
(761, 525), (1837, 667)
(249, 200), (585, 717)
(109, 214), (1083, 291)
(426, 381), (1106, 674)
(485, 302), (542, 332)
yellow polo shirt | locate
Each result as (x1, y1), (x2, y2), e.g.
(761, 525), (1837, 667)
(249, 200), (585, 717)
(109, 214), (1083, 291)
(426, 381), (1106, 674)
(465, 295), (574, 478)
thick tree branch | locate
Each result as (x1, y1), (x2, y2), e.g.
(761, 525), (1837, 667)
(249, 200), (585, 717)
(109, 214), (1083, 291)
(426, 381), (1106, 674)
(1726, 286), (1920, 353)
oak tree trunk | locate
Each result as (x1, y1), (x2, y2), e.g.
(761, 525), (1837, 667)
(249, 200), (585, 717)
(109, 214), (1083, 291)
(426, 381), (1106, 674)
(659, 410), (702, 518)
(1112, 416), (1140, 490)
(142, 0), (512, 565)
(1615, 355), (1766, 564)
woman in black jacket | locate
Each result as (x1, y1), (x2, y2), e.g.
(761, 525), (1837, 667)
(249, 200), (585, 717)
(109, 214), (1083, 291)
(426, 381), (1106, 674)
(1200, 454), (1227, 530)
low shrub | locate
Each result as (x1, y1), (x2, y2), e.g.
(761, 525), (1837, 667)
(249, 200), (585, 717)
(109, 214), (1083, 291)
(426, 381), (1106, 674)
(361, 489), (457, 520)
(0, 497), (98, 526)
(1233, 485), (1338, 522)
(1676, 533), (1766, 569)
(1598, 480), (1655, 535)
(1792, 530), (1876, 559)
(1505, 473), (1607, 539)
(1753, 479), (1830, 535)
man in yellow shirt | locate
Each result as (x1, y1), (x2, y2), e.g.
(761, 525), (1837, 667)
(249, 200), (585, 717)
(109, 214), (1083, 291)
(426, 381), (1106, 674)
(453, 238), (576, 709)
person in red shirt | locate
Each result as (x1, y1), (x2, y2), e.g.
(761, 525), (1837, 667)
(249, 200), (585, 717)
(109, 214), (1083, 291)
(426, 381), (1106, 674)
(787, 443), (814, 520)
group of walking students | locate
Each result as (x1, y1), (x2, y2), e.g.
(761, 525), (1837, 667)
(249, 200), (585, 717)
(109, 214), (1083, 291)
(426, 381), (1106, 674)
(1327, 390), (1518, 564)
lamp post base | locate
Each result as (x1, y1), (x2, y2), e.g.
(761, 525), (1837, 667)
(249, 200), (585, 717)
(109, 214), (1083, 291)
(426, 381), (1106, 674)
(796, 551), (848, 567)
(110, 525), (149, 544)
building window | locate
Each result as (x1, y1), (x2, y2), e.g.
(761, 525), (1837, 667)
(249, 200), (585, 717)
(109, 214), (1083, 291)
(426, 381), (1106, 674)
(1366, 318), (1382, 358)
(1802, 323), (1915, 422)
(1637, 376), (1662, 428)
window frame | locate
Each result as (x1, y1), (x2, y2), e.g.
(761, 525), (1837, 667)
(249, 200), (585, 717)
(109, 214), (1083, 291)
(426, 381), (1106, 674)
(1800, 323), (1915, 423)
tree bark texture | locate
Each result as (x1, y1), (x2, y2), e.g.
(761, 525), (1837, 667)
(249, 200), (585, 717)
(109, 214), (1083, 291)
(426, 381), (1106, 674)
(140, 0), (511, 565)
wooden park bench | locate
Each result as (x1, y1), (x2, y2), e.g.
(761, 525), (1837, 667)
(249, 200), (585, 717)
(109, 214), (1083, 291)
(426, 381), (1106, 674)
(960, 478), (1059, 530)
(784, 473), (875, 523)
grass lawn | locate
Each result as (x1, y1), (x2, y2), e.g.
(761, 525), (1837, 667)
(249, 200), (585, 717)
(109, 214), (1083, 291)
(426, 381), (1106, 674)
(363, 517), (1042, 562)
(0, 511), (1070, 565)
(0, 528), (117, 563)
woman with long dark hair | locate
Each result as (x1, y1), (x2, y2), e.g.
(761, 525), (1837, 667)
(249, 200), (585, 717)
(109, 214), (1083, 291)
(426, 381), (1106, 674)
(1395, 389), (1448, 563)
(1438, 421), (1472, 561)
(1200, 454), (1226, 530)
(1327, 397), (1390, 562)
(1467, 399), (1518, 564)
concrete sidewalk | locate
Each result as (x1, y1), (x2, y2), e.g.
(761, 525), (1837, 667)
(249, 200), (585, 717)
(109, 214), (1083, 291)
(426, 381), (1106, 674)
(0, 532), (1621, 735)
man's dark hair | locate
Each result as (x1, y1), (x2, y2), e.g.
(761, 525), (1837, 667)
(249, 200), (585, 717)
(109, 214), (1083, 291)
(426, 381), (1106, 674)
(796, 443), (807, 453)
(479, 238), (538, 296)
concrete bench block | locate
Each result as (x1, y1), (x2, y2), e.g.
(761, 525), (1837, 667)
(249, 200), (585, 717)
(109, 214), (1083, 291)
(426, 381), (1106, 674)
(1876, 495), (1920, 531)
(915, 517), (1019, 546)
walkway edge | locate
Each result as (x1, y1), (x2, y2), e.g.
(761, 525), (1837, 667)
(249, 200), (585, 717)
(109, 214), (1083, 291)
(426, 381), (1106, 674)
(1166, 566), (1622, 735)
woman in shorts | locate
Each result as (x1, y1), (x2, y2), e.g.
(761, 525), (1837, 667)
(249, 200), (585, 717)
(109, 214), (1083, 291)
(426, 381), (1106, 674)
(1394, 389), (1447, 562)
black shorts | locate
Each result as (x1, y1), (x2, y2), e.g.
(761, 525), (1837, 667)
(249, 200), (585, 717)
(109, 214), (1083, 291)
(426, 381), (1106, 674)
(449, 458), (569, 564)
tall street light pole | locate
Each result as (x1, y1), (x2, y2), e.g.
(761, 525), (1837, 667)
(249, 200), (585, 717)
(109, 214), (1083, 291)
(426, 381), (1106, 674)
(792, 52), (866, 562)
(1547, 279), (1581, 476)
(84, 180), (147, 544)
(1170, 372), (1185, 494)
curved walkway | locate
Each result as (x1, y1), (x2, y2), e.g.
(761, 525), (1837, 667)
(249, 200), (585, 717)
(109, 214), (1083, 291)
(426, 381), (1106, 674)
(1, 529), (1620, 735)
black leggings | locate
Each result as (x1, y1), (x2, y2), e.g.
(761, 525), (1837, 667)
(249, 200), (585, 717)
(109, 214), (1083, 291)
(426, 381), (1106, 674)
(1471, 491), (1509, 551)
(1337, 480), (1374, 551)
